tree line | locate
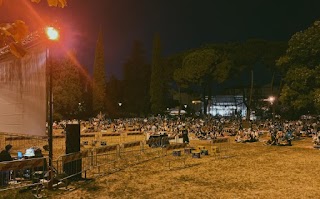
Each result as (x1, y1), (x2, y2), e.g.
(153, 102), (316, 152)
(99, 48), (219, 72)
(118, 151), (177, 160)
(1, 0), (319, 120)
(50, 20), (320, 120)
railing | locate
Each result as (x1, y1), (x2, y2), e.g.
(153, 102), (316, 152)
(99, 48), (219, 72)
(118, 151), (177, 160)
(54, 150), (91, 181)
(0, 133), (190, 192)
(0, 157), (48, 191)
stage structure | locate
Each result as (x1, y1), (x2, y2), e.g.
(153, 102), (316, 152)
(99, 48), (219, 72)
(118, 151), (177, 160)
(208, 95), (246, 117)
(0, 33), (47, 137)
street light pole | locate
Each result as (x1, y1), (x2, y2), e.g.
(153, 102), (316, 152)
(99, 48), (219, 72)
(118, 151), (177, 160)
(48, 49), (53, 188)
(45, 26), (59, 189)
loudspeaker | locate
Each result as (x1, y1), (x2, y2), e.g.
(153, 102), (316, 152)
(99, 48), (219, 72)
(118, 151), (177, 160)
(64, 123), (82, 180)
(65, 124), (80, 154)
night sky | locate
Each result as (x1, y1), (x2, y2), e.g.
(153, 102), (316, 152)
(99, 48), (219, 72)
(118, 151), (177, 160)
(1, 0), (320, 79)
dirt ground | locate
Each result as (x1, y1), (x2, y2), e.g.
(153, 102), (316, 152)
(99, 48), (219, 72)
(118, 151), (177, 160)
(43, 135), (320, 199)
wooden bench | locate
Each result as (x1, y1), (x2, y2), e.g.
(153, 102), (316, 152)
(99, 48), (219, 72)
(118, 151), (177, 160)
(192, 151), (201, 158)
(184, 148), (193, 154)
(200, 149), (208, 155)
(172, 150), (181, 156)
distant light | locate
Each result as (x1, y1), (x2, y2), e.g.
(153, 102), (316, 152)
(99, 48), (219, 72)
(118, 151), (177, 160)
(268, 96), (275, 104)
(192, 100), (201, 104)
(118, 102), (122, 107)
(45, 27), (59, 41)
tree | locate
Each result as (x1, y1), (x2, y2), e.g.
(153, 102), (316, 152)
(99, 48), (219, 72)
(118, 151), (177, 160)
(277, 21), (320, 117)
(92, 29), (107, 115)
(174, 49), (231, 115)
(122, 40), (151, 116)
(106, 75), (123, 118)
(150, 34), (165, 114)
(52, 51), (83, 120)
(228, 40), (286, 120)
(0, 0), (67, 57)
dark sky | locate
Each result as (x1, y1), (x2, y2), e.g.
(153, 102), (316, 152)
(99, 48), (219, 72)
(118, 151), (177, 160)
(1, 0), (320, 79)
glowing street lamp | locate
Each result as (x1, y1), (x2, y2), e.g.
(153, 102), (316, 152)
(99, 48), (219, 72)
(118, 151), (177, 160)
(268, 96), (276, 122)
(45, 26), (60, 41)
(268, 96), (275, 105)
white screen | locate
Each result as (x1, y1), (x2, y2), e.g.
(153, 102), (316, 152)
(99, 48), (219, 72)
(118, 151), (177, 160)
(0, 45), (47, 137)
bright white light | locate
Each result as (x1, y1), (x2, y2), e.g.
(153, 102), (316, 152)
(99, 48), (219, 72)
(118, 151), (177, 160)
(268, 96), (275, 104)
(45, 27), (59, 41)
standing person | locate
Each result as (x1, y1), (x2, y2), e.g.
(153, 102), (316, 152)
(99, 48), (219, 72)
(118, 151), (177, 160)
(182, 124), (189, 144)
(0, 144), (13, 186)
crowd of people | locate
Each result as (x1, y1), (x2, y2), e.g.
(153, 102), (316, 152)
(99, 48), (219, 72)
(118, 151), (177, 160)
(49, 116), (320, 147)
(2, 114), (320, 188)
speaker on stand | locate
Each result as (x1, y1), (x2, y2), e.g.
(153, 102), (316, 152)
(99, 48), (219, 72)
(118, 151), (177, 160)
(64, 123), (82, 180)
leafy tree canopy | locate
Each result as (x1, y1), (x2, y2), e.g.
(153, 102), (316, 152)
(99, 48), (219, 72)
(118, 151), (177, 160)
(174, 49), (231, 86)
(278, 21), (320, 115)
(52, 51), (83, 120)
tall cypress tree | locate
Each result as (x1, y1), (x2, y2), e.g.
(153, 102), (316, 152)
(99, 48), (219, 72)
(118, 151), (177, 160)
(150, 34), (165, 114)
(123, 40), (151, 116)
(92, 29), (107, 115)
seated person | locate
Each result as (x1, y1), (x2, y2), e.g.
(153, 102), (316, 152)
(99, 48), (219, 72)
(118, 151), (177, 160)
(0, 145), (13, 186)
(313, 133), (320, 146)
(0, 144), (13, 162)
(33, 148), (48, 174)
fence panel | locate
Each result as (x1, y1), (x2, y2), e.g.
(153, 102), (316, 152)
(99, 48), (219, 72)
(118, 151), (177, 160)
(55, 150), (90, 181)
(91, 145), (120, 176)
(0, 157), (48, 192)
(120, 141), (142, 165)
(211, 137), (230, 158)
(162, 143), (188, 169)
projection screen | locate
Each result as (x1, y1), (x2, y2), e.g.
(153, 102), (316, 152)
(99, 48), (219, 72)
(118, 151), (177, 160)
(0, 45), (47, 137)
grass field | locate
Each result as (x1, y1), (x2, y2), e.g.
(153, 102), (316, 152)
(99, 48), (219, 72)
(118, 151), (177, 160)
(42, 134), (319, 199)
(2, 133), (320, 199)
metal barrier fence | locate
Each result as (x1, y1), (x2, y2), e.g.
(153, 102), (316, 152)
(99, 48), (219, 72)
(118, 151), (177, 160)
(54, 150), (91, 181)
(161, 143), (188, 169)
(49, 137), (182, 180)
(119, 141), (143, 165)
(0, 131), (145, 158)
(211, 137), (230, 158)
(0, 133), (190, 192)
(0, 157), (48, 192)
(92, 144), (119, 176)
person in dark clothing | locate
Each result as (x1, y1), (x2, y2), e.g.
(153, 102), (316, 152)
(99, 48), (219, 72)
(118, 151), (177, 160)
(0, 144), (13, 162)
(0, 144), (13, 186)
(182, 125), (189, 144)
(33, 148), (47, 172)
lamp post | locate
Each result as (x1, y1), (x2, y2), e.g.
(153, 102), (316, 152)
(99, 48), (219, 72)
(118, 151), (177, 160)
(45, 26), (59, 189)
(268, 96), (275, 123)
